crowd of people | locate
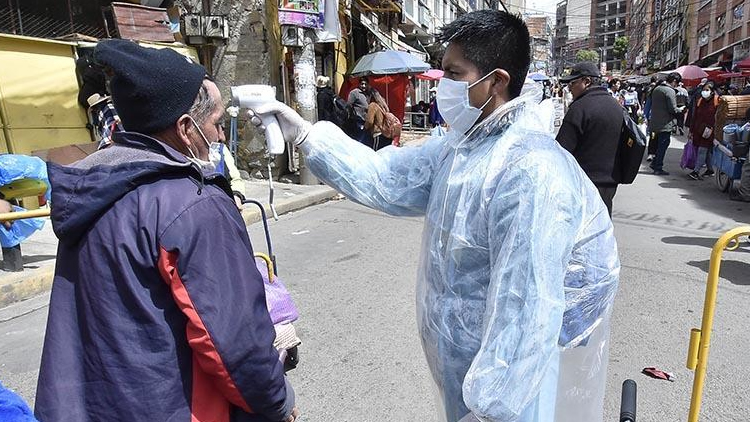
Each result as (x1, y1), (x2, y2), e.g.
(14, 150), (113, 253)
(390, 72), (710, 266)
(0, 9), (626, 422)
(555, 61), (750, 211)
(9, 6), (750, 422)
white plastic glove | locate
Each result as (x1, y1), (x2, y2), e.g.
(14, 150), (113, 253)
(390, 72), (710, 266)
(246, 101), (313, 146)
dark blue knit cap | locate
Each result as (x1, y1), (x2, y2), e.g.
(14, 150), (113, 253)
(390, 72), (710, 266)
(94, 39), (207, 134)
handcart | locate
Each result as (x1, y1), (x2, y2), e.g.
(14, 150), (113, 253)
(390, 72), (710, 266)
(710, 141), (745, 193)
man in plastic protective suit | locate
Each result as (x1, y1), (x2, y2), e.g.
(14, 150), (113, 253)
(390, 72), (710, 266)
(250, 10), (620, 422)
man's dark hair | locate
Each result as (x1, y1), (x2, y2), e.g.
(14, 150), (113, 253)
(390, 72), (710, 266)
(666, 72), (682, 83)
(608, 78), (620, 89)
(436, 10), (530, 98)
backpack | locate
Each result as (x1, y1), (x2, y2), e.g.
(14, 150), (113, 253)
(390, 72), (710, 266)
(613, 108), (647, 184)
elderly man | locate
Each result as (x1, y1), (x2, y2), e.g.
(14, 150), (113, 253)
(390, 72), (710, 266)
(250, 10), (619, 422)
(557, 62), (626, 216)
(35, 40), (297, 422)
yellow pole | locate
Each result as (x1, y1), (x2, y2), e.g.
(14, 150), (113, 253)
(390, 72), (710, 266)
(254, 252), (275, 283)
(0, 208), (50, 222)
(687, 226), (750, 422)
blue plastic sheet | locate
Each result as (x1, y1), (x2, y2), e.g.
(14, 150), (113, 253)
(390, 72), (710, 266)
(0, 206), (45, 248)
(0, 380), (38, 422)
(0, 154), (50, 201)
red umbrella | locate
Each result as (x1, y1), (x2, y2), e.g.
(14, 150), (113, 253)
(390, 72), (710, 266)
(416, 69), (444, 81)
(674, 65), (709, 81)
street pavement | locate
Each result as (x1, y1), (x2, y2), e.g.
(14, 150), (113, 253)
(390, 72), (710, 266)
(2, 134), (750, 421)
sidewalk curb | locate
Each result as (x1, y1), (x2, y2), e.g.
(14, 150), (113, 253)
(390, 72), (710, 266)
(0, 186), (340, 309)
(240, 186), (339, 226)
(0, 264), (55, 309)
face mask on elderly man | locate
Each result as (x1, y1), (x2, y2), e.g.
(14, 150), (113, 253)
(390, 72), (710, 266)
(186, 115), (223, 173)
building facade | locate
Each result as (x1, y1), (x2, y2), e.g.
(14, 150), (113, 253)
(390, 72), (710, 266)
(527, 15), (553, 73)
(553, 0), (569, 75)
(645, 0), (686, 70)
(627, 0), (653, 73)
(590, 0), (628, 72)
(552, 0), (592, 75)
(687, 0), (750, 69)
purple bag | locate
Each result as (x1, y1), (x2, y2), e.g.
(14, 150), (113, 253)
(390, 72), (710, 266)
(680, 141), (697, 170)
(255, 257), (299, 325)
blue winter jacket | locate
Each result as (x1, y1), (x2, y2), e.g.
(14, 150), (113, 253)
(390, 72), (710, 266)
(35, 132), (294, 422)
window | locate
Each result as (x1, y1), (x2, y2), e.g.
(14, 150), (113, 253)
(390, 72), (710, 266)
(443, 0), (449, 21)
(405, 0), (414, 17)
(716, 13), (725, 35)
(732, 4), (744, 28)
(698, 24), (709, 45)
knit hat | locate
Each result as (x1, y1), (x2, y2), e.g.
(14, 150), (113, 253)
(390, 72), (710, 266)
(93, 39), (207, 134)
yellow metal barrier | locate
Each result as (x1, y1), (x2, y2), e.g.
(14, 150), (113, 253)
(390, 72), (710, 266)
(686, 226), (750, 422)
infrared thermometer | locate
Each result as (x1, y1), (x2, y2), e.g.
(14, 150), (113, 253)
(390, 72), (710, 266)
(230, 84), (285, 155)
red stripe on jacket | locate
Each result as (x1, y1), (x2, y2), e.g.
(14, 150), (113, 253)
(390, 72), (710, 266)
(158, 246), (253, 420)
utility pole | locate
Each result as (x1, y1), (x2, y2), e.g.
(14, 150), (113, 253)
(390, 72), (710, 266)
(292, 29), (319, 185)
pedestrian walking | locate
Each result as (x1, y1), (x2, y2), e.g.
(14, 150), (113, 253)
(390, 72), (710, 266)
(675, 82), (689, 136)
(648, 72), (686, 175)
(687, 82), (718, 180)
(35, 40), (298, 422)
(249, 10), (619, 422)
(644, 79), (658, 161)
(623, 86), (641, 121)
(315, 75), (336, 123)
(347, 77), (377, 147)
(557, 62), (625, 216)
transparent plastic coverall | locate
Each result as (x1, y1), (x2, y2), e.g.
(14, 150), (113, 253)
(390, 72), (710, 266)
(298, 82), (620, 422)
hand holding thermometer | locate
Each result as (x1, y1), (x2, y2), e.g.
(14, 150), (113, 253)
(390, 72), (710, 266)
(230, 85), (284, 219)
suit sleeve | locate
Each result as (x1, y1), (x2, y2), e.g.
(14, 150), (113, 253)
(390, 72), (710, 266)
(158, 193), (293, 421)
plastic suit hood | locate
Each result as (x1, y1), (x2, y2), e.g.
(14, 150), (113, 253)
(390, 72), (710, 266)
(299, 82), (620, 422)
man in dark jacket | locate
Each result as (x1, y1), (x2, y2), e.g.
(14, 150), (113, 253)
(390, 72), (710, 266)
(35, 40), (297, 422)
(648, 72), (685, 175)
(557, 62), (624, 216)
(315, 75), (336, 122)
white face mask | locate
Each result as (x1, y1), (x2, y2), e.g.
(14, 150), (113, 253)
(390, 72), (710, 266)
(436, 70), (496, 134)
(701, 90), (712, 99)
(186, 116), (223, 173)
